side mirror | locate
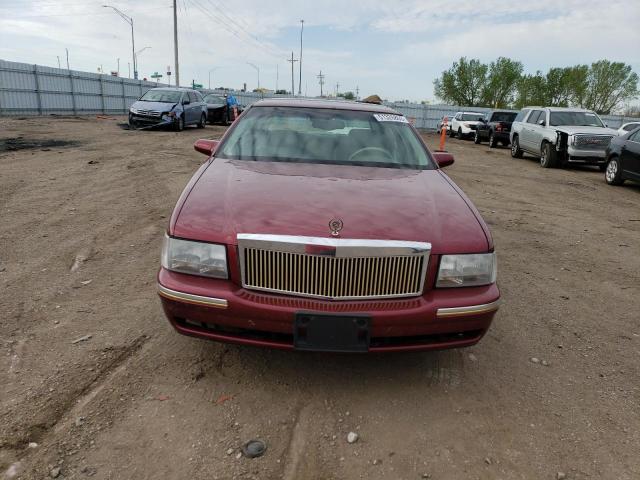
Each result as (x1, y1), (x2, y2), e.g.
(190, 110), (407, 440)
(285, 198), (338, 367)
(538, 119), (546, 126)
(478, 117), (484, 122)
(432, 151), (454, 168)
(194, 139), (220, 156)
(183, 99), (190, 105)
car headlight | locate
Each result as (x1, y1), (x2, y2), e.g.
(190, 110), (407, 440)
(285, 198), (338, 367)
(161, 235), (228, 279)
(436, 253), (497, 288)
(130, 108), (138, 114)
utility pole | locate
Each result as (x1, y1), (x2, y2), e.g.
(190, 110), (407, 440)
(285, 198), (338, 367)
(65, 48), (70, 70)
(276, 64), (279, 92)
(355, 86), (359, 100)
(117, 58), (120, 76)
(298, 19), (304, 95)
(57, 56), (61, 69)
(335, 82), (339, 97)
(173, 0), (180, 86)
(287, 52), (298, 95)
(317, 70), (325, 97)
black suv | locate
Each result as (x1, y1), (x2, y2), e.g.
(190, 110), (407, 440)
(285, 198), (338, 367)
(474, 110), (518, 148)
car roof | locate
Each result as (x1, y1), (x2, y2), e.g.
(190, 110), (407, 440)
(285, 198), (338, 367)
(149, 87), (193, 92)
(250, 98), (400, 114)
(524, 106), (596, 112)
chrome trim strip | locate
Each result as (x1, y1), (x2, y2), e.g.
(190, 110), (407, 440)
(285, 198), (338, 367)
(436, 299), (501, 318)
(237, 234), (431, 257)
(157, 284), (228, 309)
(237, 234), (431, 301)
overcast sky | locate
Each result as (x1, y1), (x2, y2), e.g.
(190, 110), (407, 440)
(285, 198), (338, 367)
(1, 0), (639, 102)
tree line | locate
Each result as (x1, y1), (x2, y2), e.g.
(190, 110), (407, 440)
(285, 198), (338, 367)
(433, 57), (638, 114)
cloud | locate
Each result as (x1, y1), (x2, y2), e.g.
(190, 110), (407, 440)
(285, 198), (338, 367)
(0, 0), (638, 100)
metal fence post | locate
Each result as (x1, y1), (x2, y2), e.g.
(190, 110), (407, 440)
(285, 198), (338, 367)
(68, 68), (77, 115)
(121, 77), (126, 113)
(99, 75), (105, 114)
(33, 64), (42, 115)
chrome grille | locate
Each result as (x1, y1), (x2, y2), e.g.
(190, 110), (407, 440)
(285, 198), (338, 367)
(134, 109), (161, 117)
(238, 234), (430, 300)
(573, 134), (613, 150)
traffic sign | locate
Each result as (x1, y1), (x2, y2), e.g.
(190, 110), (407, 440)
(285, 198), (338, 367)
(151, 72), (163, 79)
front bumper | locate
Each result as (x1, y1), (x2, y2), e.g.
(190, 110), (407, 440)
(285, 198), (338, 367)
(129, 113), (175, 128)
(157, 268), (500, 352)
(566, 147), (607, 164)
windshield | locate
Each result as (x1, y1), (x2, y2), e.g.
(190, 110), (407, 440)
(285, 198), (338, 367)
(461, 113), (482, 121)
(204, 94), (226, 104)
(139, 89), (182, 103)
(491, 112), (517, 122)
(549, 111), (604, 127)
(217, 106), (433, 170)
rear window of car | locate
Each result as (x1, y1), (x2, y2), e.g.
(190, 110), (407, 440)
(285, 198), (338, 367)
(461, 113), (482, 121)
(623, 123), (640, 131)
(527, 111), (542, 124)
(514, 109), (530, 122)
(490, 112), (517, 122)
(188, 91), (198, 103)
(217, 106), (434, 170)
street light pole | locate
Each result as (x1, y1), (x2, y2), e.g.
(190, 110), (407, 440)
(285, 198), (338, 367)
(247, 62), (260, 90)
(102, 5), (137, 79)
(298, 19), (304, 95)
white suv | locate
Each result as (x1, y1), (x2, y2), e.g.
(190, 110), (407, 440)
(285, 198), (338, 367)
(450, 111), (484, 139)
(510, 107), (618, 169)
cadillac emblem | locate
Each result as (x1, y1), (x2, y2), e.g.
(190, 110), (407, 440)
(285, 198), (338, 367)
(329, 218), (343, 236)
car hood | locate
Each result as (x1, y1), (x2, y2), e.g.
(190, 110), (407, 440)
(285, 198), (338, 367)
(172, 159), (490, 255)
(554, 125), (618, 136)
(130, 100), (177, 112)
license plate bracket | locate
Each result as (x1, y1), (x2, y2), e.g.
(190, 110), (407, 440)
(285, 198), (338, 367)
(294, 312), (371, 353)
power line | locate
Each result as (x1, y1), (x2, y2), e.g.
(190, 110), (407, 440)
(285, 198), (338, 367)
(189, 0), (284, 60)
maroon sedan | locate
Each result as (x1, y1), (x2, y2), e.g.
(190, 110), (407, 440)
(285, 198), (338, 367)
(158, 99), (500, 353)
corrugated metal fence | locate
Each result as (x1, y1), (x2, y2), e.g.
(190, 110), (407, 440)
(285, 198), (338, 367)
(1, 59), (636, 129)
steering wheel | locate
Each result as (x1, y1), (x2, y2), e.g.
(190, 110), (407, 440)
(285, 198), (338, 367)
(348, 147), (393, 162)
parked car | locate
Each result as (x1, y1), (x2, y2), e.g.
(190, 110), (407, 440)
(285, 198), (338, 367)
(450, 111), (484, 139)
(128, 87), (207, 131)
(158, 98), (500, 353)
(604, 126), (640, 185)
(617, 122), (640, 136)
(203, 93), (243, 125)
(510, 107), (618, 169)
(474, 110), (518, 147)
(436, 114), (453, 134)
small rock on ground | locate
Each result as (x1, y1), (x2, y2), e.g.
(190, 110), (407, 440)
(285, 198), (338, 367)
(347, 432), (359, 444)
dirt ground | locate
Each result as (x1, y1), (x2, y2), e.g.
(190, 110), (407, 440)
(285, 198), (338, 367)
(1, 116), (639, 480)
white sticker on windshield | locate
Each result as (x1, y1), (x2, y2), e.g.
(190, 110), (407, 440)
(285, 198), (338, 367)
(373, 113), (409, 123)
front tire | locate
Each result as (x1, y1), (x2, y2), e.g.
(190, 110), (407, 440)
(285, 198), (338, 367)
(605, 157), (624, 185)
(511, 136), (523, 158)
(540, 142), (557, 168)
(457, 128), (463, 139)
(197, 113), (206, 129)
(174, 115), (184, 132)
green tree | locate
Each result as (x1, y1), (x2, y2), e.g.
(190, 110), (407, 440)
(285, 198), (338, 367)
(481, 57), (523, 108)
(544, 66), (588, 107)
(583, 60), (639, 114)
(433, 57), (488, 106)
(339, 91), (355, 100)
(514, 72), (546, 109)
